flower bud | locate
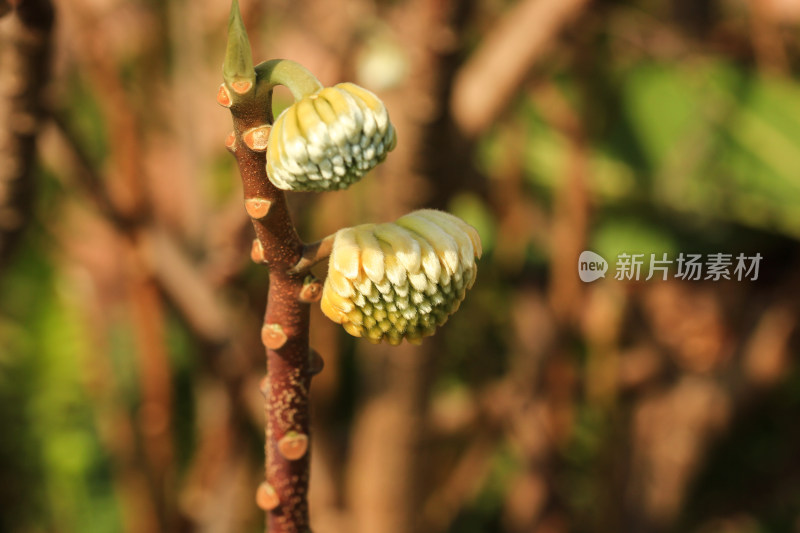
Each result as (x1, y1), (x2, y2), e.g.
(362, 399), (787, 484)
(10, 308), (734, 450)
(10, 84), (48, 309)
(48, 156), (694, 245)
(320, 210), (481, 344)
(267, 83), (397, 192)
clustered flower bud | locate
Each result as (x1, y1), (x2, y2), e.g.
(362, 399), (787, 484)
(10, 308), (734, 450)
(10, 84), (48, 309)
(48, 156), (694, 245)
(267, 82), (396, 192)
(320, 210), (482, 344)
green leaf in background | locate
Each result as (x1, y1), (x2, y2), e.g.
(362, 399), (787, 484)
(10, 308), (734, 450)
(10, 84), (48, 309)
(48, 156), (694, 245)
(0, 239), (121, 533)
(591, 216), (678, 266)
(449, 192), (497, 255)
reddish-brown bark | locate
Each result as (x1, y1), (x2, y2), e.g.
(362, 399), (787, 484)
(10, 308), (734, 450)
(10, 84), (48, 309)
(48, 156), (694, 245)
(228, 85), (313, 533)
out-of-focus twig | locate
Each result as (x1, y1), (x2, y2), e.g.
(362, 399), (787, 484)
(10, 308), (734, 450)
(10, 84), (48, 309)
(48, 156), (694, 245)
(139, 227), (230, 344)
(48, 115), (233, 347)
(0, 0), (53, 266)
(451, 0), (591, 137)
(54, 4), (177, 527)
(746, 0), (789, 74)
(47, 88), (269, 532)
(741, 303), (796, 387)
(422, 432), (498, 533)
(535, 81), (589, 325)
(48, 113), (130, 229)
(73, 269), (162, 533)
(66, 4), (148, 221)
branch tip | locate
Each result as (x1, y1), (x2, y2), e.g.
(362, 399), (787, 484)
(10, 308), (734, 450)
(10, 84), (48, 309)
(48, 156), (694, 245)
(223, 0), (255, 94)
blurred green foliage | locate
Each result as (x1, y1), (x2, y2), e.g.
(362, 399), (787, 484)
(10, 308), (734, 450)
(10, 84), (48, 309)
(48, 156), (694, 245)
(0, 235), (119, 532)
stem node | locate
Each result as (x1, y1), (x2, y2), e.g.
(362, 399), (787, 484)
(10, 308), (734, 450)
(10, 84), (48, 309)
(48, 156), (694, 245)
(230, 79), (253, 94)
(250, 239), (266, 264)
(298, 276), (323, 303)
(217, 83), (232, 107)
(261, 323), (288, 349)
(243, 125), (271, 152)
(256, 481), (280, 511)
(245, 197), (272, 219)
(278, 431), (309, 460)
(309, 349), (324, 376)
(225, 131), (236, 152)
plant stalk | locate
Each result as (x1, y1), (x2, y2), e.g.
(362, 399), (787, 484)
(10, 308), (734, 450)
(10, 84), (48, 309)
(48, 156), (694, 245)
(228, 82), (313, 533)
(222, 5), (331, 529)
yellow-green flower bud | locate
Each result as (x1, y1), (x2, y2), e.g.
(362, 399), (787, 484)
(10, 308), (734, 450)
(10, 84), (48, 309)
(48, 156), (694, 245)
(267, 82), (397, 192)
(320, 210), (482, 345)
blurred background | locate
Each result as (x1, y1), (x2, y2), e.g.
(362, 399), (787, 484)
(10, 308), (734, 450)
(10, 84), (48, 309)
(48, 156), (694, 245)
(1, 0), (800, 532)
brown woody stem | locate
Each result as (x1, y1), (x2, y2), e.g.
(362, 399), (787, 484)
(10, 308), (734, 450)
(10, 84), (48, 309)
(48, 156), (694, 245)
(227, 70), (313, 533)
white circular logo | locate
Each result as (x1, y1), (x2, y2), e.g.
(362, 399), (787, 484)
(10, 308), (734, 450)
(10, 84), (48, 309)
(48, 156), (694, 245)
(578, 251), (608, 282)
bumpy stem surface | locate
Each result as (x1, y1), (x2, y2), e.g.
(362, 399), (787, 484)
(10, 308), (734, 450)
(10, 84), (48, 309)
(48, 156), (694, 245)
(232, 100), (311, 533)
(233, 102), (312, 533)
(222, 5), (336, 530)
(227, 64), (314, 533)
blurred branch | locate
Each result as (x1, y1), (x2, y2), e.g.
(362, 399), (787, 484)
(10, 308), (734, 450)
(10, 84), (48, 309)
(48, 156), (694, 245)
(741, 303), (796, 387)
(125, 250), (177, 531)
(76, 283), (162, 533)
(451, 0), (591, 137)
(422, 432), (498, 532)
(48, 3), (178, 525)
(0, 0), (53, 266)
(48, 91), (266, 531)
(746, 0), (789, 74)
(48, 115), (233, 347)
(347, 343), (433, 533)
(48, 113), (130, 228)
(139, 227), (230, 344)
(629, 376), (731, 530)
(203, 196), (251, 286)
(534, 81), (589, 325)
(67, 3), (148, 221)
